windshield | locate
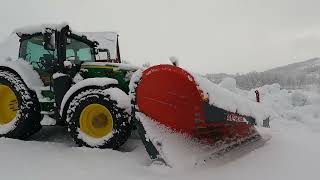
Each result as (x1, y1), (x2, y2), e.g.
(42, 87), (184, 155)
(66, 37), (95, 63)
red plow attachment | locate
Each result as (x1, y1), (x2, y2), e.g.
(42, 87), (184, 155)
(130, 65), (269, 167)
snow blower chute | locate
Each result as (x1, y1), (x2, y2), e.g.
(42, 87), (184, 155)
(130, 64), (270, 167)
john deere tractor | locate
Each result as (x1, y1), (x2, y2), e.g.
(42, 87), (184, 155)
(0, 24), (135, 148)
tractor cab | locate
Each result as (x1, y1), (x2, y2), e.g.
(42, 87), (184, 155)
(17, 25), (122, 82)
(14, 24), (134, 123)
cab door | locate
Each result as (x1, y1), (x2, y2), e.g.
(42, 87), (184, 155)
(19, 34), (57, 86)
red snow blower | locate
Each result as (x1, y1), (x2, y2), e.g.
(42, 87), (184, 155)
(131, 64), (269, 166)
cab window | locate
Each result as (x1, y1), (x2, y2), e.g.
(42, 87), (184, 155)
(66, 38), (95, 63)
(19, 35), (56, 69)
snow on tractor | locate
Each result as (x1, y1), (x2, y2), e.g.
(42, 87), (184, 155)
(0, 24), (270, 166)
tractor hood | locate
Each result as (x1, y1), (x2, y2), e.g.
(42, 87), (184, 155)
(81, 62), (141, 71)
(80, 62), (141, 94)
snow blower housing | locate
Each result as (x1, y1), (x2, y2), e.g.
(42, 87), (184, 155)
(0, 24), (269, 166)
(130, 65), (270, 164)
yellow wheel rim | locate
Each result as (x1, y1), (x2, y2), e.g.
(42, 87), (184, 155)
(79, 104), (113, 138)
(0, 85), (18, 124)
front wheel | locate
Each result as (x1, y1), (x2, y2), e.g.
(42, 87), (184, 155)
(0, 69), (42, 139)
(65, 88), (131, 149)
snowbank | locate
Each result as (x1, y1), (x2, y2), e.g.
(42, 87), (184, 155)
(219, 77), (237, 92)
(291, 91), (309, 106)
(250, 84), (320, 131)
(192, 73), (269, 126)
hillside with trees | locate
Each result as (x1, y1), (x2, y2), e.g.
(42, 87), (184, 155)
(206, 58), (320, 90)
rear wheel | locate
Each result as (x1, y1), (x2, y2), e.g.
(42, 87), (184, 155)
(0, 69), (42, 139)
(65, 88), (131, 149)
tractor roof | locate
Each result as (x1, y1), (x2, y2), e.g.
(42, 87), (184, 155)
(13, 23), (119, 38)
(13, 22), (69, 37)
(13, 23), (119, 60)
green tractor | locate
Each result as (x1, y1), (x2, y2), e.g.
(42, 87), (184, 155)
(0, 24), (135, 148)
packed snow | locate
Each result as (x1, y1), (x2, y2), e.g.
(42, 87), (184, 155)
(77, 128), (114, 147)
(13, 22), (69, 36)
(0, 73), (319, 179)
(0, 58), (44, 98)
(0, 79), (320, 180)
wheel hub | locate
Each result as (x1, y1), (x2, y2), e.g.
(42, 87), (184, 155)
(92, 113), (109, 129)
(80, 104), (113, 138)
(0, 84), (18, 124)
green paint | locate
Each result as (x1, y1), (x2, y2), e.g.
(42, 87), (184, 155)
(40, 89), (55, 114)
(40, 101), (55, 114)
(41, 89), (55, 99)
(81, 65), (131, 93)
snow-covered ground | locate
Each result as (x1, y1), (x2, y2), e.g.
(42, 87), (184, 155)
(0, 79), (319, 180)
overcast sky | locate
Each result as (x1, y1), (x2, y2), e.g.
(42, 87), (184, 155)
(1, 0), (320, 74)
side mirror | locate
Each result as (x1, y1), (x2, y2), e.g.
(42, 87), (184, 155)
(43, 31), (55, 51)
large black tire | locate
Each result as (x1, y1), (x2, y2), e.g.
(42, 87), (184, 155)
(65, 88), (131, 149)
(0, 69), (42, 139)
